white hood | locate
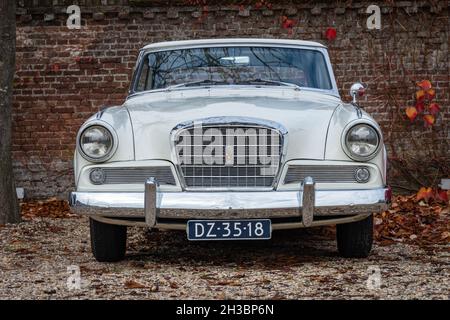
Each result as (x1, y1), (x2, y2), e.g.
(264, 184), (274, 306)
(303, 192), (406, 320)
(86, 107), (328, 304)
(123, 87), (342, 161)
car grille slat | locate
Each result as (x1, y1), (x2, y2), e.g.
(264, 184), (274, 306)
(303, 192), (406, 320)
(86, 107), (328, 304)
(174, 124), (283, 189)
(284, 165), (363, 183)
(99, 167), (176, 185)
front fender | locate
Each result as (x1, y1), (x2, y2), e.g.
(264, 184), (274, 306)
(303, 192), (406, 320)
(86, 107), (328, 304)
(74, 106), (134, 186)
(324, 103), (387, 185)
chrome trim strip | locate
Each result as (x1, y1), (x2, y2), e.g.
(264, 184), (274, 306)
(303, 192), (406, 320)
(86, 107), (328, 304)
(141, 39), (327, 51)
(144, 178), (158, 227)
(171, 116), (288, 135)
(90, 214), (371, 230)
(301, 177), (315, 227)
(127, 86), (339, 101)
(284, 165), (369, 184)
(90, 166), (176, 185)
(70, 188), (388, 217)
(272, 214), (371, 230)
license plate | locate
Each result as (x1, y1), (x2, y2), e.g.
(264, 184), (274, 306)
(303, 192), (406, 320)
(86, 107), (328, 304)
(187, 219), (271, 241)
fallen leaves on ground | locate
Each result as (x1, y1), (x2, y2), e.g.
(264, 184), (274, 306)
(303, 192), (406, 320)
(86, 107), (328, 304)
(21, 198), (77, 220)
(1, 215), (449, 299)
(374, 193), (450, 246)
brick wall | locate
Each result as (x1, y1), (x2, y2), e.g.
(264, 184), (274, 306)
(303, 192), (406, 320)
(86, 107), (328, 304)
(13, 0), (449, 198)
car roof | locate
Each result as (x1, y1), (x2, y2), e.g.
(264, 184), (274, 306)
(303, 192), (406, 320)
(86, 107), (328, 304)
(141, 38), (326, 51)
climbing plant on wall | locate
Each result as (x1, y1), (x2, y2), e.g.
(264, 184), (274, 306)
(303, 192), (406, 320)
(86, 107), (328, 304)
(406, 80), (441, 127)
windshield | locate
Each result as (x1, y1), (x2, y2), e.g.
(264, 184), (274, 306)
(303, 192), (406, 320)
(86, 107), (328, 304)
(134, 46), (333, 92)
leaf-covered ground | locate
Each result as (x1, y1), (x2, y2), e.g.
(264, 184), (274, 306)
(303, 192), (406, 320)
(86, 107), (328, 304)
(374, 195), (450, 246)
(0, 195), (448, 300)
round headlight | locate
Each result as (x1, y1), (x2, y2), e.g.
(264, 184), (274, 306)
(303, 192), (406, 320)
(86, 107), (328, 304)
(344, 124), (380, 160)
(79, 125), (114, 162)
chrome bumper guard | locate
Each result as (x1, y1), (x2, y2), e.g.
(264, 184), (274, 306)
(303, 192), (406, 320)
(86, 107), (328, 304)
(69, 177), (390, 229)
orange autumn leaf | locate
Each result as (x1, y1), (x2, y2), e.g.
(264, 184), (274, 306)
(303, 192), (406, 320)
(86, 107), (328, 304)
(405, 106), (418, 122)
(415, 90), (425, 101)
(423, 114), (435, 127)
(416, 187), (433, 202)
(426, 88), (435, 100)
(417, 80), (432, 91)
(429, 103), (440, 115)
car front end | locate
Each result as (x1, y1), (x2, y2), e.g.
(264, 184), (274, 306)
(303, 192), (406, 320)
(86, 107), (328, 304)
(69, 39), (390, 261)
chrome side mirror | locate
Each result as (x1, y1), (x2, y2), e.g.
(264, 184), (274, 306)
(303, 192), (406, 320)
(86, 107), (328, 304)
(349, 83), (366, 104)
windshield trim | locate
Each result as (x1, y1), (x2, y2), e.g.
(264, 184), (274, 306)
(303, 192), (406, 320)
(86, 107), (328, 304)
(126, 85), (339, 101)
(128, 44), (339, 98)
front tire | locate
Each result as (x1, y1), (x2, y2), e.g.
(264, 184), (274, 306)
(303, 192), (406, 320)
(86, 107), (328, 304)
(89, 218), (127, 262)
(336, 214), (373, 258)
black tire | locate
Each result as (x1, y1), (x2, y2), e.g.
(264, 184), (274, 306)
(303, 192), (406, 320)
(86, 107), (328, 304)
(336, 214), (373, 258)
(89, 218), (127, 262)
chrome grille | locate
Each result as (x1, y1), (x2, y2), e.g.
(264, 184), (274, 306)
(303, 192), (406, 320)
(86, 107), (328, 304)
(284, 165), (364, 184)
(93, 167), (176, 185)
(174, 124), (283, 189)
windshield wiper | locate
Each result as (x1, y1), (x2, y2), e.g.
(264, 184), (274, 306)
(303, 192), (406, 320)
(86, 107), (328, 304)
(166, 79), (228, 89)
(236, 78), (301, 90)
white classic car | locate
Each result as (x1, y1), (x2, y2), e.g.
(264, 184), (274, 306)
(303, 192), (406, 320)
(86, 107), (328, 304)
(70, 38), (391, 262)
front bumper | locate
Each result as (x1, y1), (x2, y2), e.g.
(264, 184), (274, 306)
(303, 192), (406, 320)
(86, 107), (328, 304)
(69, 177), (390, 230)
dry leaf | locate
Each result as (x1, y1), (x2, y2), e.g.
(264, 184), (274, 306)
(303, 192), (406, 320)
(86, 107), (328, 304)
(441, 232), (450, 240)
(405, 106), (417, 122)
(124, 280), (146, 289)
(417, 80), (432, 91)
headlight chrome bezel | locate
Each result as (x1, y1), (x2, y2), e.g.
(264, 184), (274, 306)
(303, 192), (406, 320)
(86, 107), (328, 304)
(77, 121), (118, 163)
(342, 121), (382, 162)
